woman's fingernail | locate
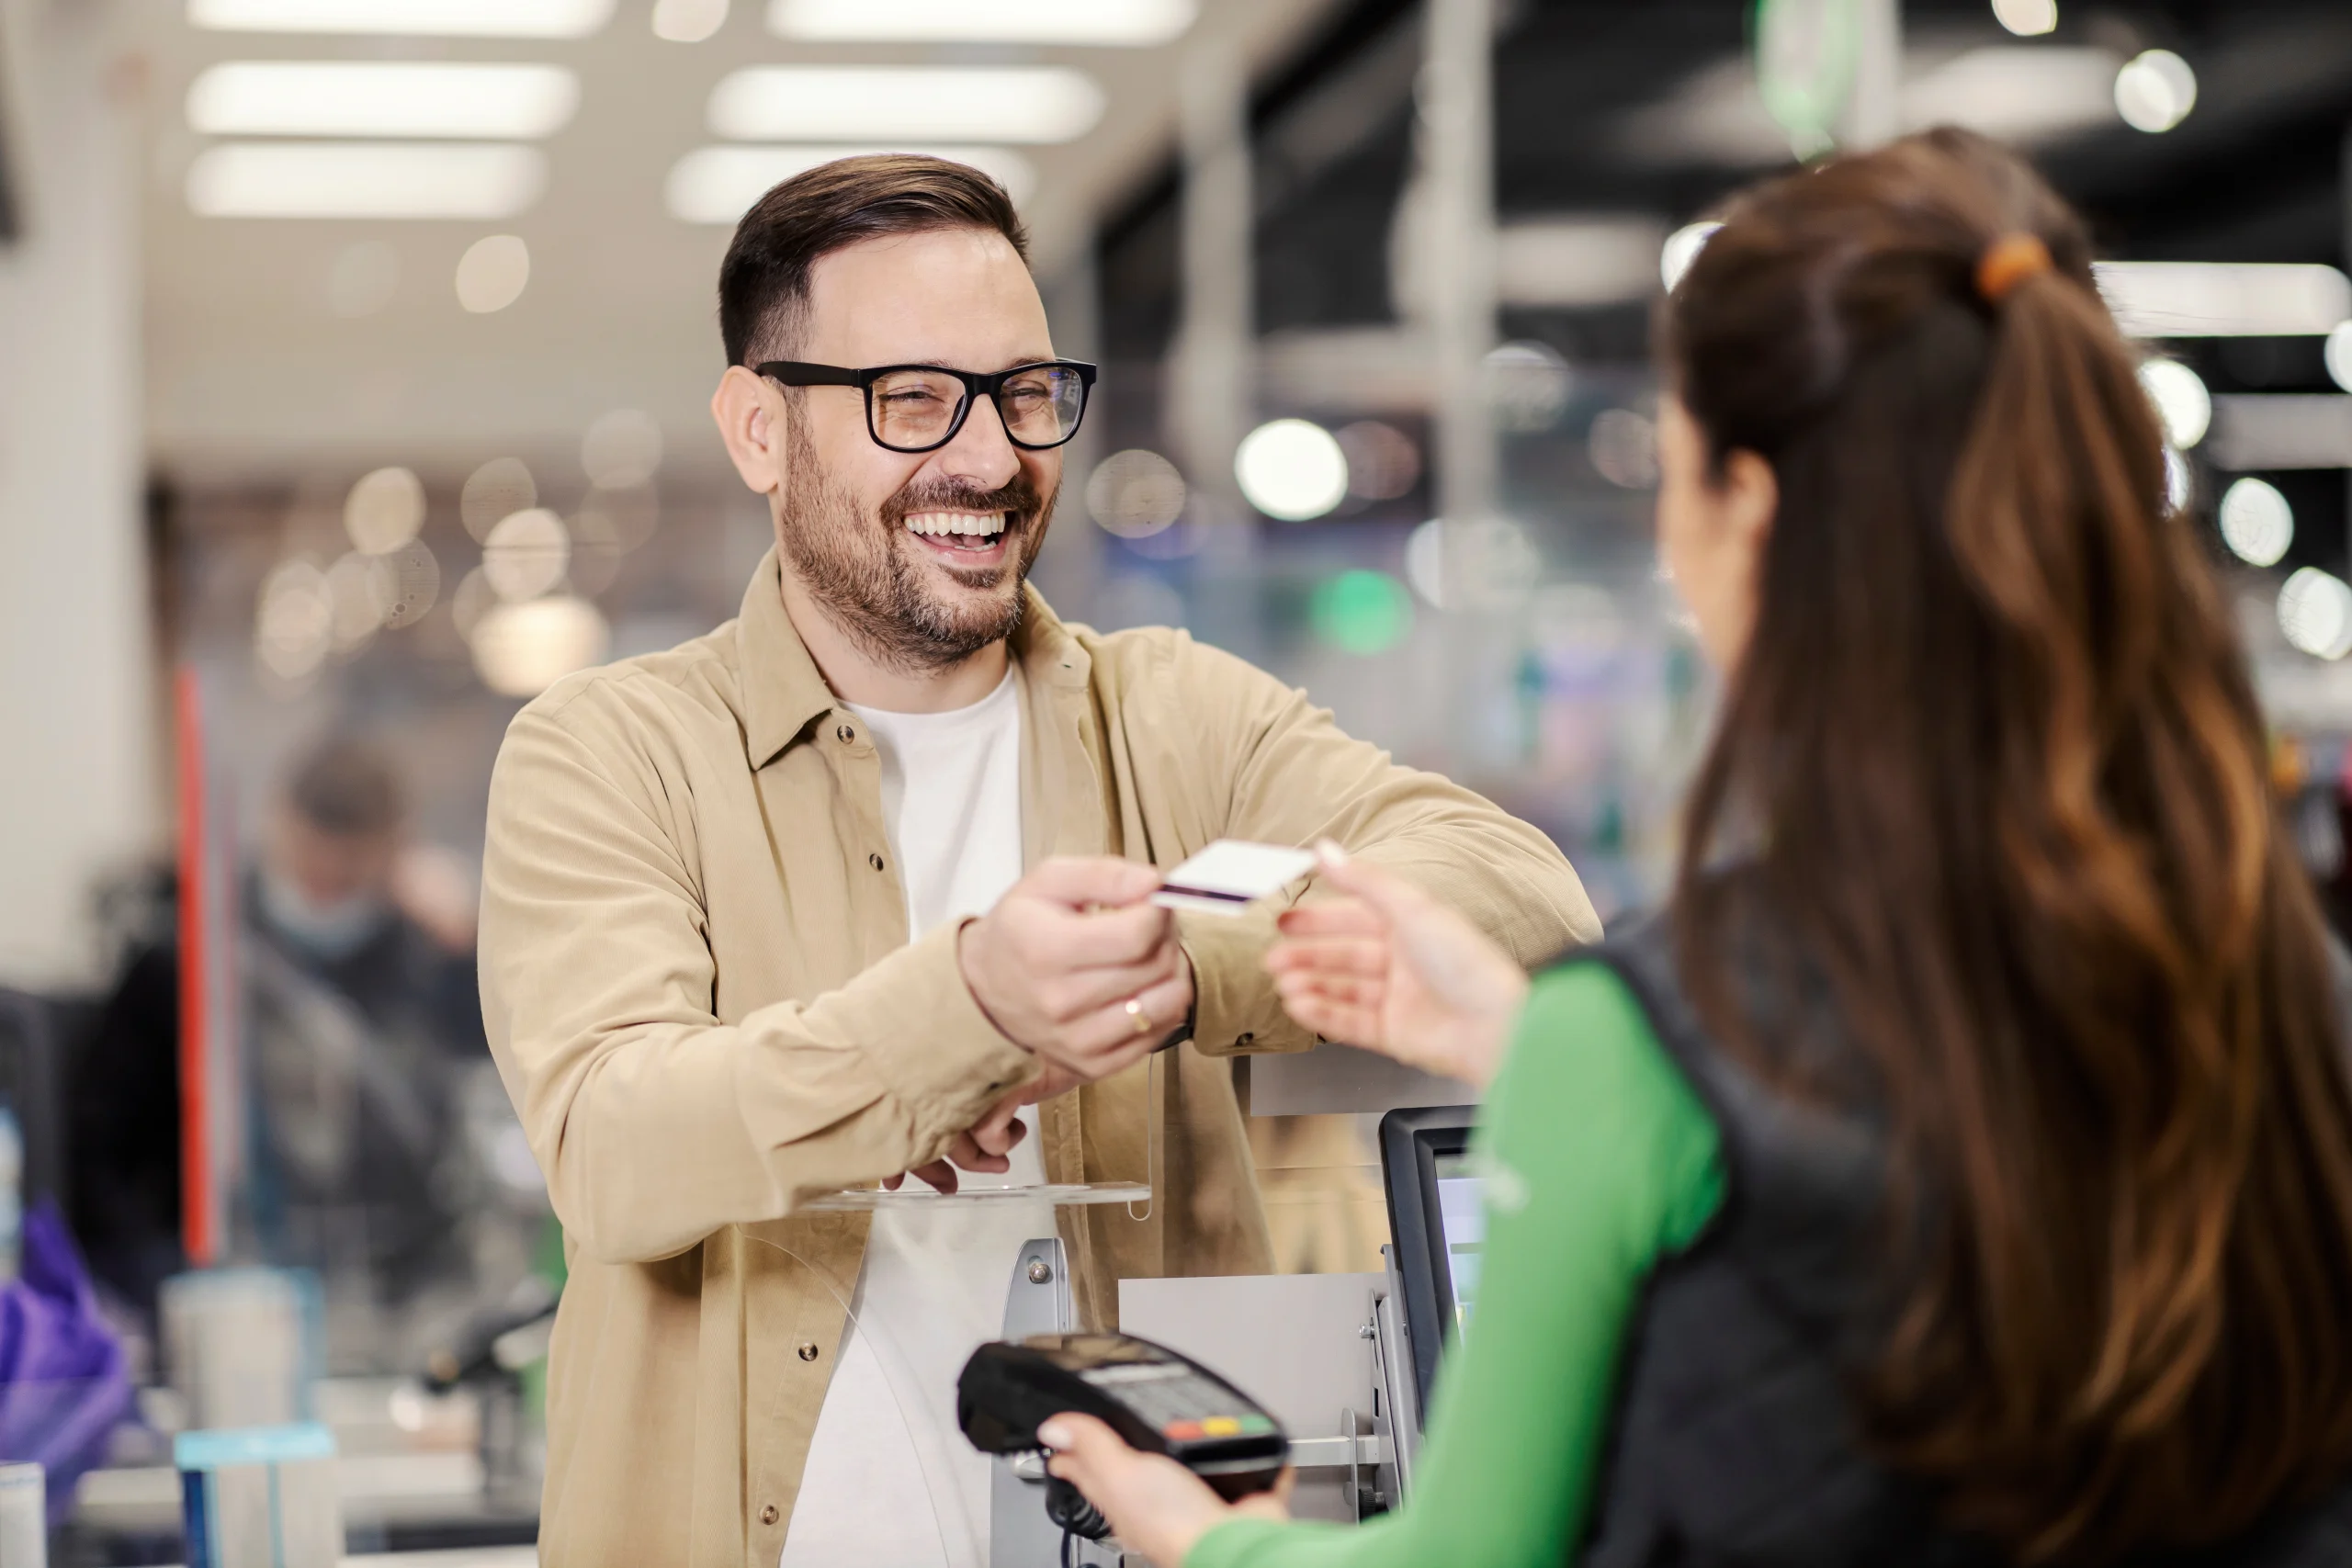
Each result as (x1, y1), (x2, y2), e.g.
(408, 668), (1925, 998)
(1038, 1420), (1072, 1449)
(1315, 838), (1349, 868)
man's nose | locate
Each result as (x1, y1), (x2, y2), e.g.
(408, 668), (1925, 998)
(931, 392), (1023, 491)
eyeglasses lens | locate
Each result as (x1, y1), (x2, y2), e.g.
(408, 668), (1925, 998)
(868, 369), (967, 451)
(994, 366), (1087, 447)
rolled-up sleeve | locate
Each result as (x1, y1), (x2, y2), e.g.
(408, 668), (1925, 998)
(479, 698), (1036, 1265)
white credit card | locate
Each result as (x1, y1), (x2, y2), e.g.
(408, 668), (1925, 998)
(1150, 840), (1319, 916)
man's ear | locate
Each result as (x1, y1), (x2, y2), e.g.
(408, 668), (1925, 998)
(712, 365), (785, 496)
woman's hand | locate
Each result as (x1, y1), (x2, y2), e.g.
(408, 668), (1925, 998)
(1039, 1414), (1293, 1568)
(1266, 843), (1530, 1090)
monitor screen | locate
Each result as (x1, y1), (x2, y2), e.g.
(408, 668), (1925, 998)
(1379, 1104), (1479, 1425)
(1431, 1151), (1484, 1332)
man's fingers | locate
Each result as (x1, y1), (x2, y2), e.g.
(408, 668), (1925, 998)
(1019, 1063), (1084, 1105)
(966, 1103), (1030, 1161)
(1028, 900), (1173, 970)
(1038, 943), (1182, 1026)
(1023, 856), (1165, 910)
(908, 1159), (959, 1195)
(1035, 964), (1192, 1079)
(944, 1130), (1012, 1174)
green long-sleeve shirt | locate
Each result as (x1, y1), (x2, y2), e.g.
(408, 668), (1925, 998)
(1188, 962), (1727, 1568)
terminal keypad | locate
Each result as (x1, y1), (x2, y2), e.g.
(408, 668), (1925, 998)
(1079, 1363), (1279, 1442)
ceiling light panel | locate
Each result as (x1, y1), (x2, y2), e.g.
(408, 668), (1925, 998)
(187, 62), (580, 140)
(707, 66), (1103, 144)
(767, 0), (1192, 45)
(2096, 262), (2352, 338)
(187, 142), (548, 220)
(187, 0), (615, 37)
(666, 145), (1037, 225)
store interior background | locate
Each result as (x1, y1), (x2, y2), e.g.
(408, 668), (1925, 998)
(2, 0), (2349, 1556)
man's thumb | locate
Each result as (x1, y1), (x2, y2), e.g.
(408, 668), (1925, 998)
(1030, 854), (1163, 908)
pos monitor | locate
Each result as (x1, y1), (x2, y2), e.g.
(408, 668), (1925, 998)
(1377, 1104), (1483, 1425)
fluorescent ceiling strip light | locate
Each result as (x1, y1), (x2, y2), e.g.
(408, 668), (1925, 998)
(768, 0), (1193, 45)
(2097, 262), (2352, 338)
(187, 141), (547, 219)
(707, 66), (1103, 145)
(2209, 396), (2352, 472)
(187, 0), (615, 37)
(666, 145), (1037, 225)
(187, 62), (580, 140)
(1496, 217), (1670, 308)
(1900, 47), (2122, 144)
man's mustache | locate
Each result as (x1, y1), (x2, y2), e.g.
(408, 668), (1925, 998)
(879, 475), (1047, 529)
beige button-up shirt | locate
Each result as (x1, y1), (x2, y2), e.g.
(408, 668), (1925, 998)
(479, 550), (1599, 1566)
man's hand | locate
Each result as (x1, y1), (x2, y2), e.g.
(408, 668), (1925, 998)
(957, 857), (1194, 1080)
(886, 1063), (1082, 1194)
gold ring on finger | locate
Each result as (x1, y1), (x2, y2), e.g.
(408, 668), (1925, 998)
(1125, 997), (1154, 1037)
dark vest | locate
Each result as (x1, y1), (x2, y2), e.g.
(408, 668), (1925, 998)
(1573, 911), (2352, 1568)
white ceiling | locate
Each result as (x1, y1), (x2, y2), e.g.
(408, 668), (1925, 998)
(131, 0), (1343, 488)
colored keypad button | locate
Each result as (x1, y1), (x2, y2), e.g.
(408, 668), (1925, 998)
(1237, 1415), (1275, 1436)
(1164, 1421), (1204, 1440)
(1201, 1417), (1241, 1437)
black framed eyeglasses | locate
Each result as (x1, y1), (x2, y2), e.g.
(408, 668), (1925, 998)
(756, 359), (1097, 455)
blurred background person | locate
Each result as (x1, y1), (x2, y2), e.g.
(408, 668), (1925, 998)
(72, 738), (488, 1331)
(1042, 128), (2352, 1568)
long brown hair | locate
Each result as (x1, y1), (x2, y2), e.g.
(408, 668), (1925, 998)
(1666, 128), (2352, 1562)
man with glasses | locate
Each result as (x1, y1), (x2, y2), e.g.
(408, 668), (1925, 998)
(478, 155), (1598, 1568)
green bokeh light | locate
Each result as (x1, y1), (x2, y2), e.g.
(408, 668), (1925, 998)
(1310, 569), (1414, 656)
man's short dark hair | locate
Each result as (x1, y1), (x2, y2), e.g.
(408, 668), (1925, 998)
(718, 154), (1030, 368)
(286, 738), (405, 840)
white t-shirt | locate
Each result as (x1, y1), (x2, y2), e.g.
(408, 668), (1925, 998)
(781, 669), (1053, 1568)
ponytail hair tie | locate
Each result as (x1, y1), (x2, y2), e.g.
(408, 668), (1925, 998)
(1976, 233), (2053, 304)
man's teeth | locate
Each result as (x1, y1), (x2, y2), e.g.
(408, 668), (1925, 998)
(905, 511), (1008, 538)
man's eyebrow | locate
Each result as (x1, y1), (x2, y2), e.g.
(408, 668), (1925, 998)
(891, 355), (1057, 373)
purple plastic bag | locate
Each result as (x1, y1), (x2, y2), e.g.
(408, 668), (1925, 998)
(0, 1203), (134, 1523)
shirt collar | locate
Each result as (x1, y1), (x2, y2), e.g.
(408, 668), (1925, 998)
(735, 545), (1093, 770)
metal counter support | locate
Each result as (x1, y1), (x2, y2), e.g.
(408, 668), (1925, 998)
(990, 1237), (1123, 1567)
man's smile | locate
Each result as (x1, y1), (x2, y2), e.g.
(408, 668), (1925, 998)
(902, 507), (1014, 565)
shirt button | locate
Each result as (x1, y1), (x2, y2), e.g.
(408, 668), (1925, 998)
(868, 852), (886, 873)
(1234, 1034), (1252, 1048)
(761, 1504), (780, 1526)
(836, 724), (855, 743)
(797, 1341), (820, 1362)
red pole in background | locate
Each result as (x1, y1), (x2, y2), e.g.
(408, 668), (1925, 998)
(175, 668), (213, 1268)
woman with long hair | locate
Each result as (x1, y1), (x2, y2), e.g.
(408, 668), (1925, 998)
(1040, 128), (2352, 1567)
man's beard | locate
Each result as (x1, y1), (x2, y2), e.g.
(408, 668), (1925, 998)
(777, 413), (1056, 673)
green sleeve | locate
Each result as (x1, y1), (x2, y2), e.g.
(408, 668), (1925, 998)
(1185, 962), (1725, 1568)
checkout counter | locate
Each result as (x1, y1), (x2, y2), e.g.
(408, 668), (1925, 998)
(981, 1048), (1479, 1566)
(59, 1043), (1473, 1568)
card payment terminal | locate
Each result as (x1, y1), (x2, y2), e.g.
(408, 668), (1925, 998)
(959, 1333), (1289, 1540)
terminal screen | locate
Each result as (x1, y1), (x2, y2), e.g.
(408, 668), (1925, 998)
(1431, 1151), (1485, 1330)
